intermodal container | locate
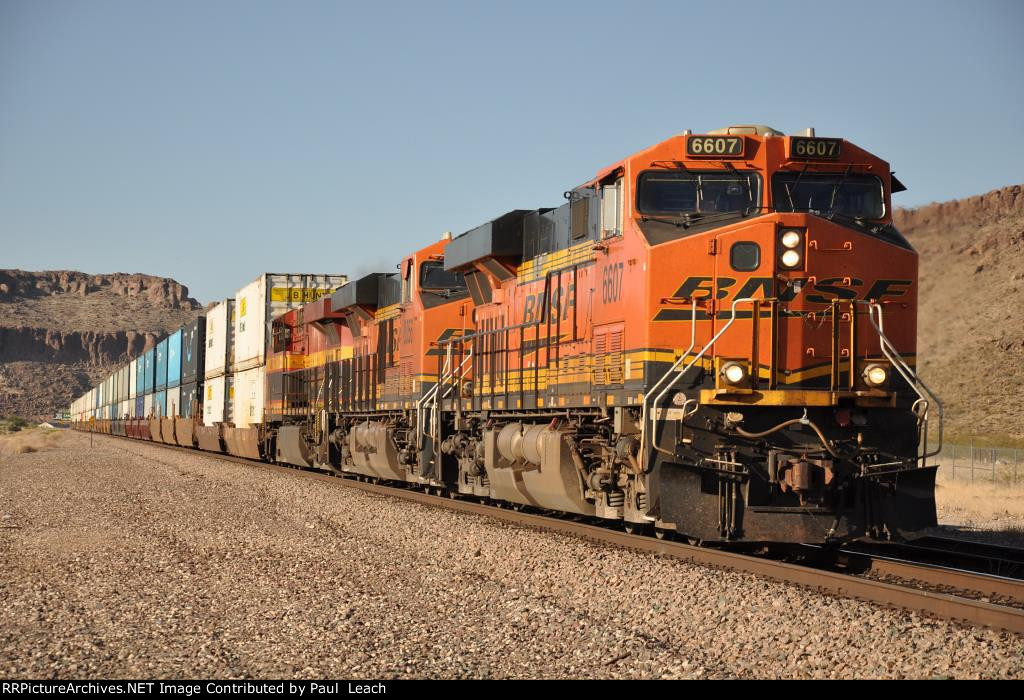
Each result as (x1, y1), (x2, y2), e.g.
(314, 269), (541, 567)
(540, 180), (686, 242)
(202, 374), (228, 425)
(179, 381), (199, 418)
(129, 358), (138, 399)
(232, 366), (265, 429)
(121, 365), (131, 403)
(181, 317), (205, 385)
(155, 337), (169, 391)
(167, 329), (182, 389)
(142, 349), (155, 394)
(166, 386), (181, 417)
(204, 300), (235, 379)
(233, 273), (347, 373)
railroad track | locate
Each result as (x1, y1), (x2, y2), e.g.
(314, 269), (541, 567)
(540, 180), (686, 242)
(94, 433), (1024, 635)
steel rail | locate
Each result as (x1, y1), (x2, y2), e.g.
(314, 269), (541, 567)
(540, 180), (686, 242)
(841, 539), (1024, 582)
(92, 432), (1024, 635)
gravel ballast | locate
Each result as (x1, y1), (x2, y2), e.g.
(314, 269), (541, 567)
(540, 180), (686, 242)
(1, 432), (1022, 679)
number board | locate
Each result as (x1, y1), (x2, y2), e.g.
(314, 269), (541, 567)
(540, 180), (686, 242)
(686, 135), (745, 158)
(789, 137), (842, 159)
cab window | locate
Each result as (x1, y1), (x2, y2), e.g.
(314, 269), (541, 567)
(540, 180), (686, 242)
(420, 261), (466, 291)
(637, 170), (761, 215)
(772, 173), (884, 219)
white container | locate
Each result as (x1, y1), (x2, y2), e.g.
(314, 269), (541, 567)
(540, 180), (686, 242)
(203, 374), (227, 425)
(129, 358), (138, 399)
(120, 400), (130, 420)
(232, 366), (265, 428)
(204, 299), (235, 379)
(166, 386), (181, 418)
(119, 364), (129, 401)
(144, 393), (154, 418)
(233, 273), (347, 373)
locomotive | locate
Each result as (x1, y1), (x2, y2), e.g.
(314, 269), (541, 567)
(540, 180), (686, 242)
(74, 125), (941, 544)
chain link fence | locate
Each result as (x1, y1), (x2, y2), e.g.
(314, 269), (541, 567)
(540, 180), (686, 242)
(936, 443), (1022, 484)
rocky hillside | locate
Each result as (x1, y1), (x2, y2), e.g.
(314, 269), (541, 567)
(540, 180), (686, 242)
(895, 184), (1024, 443)
(0, 271), (202, 420)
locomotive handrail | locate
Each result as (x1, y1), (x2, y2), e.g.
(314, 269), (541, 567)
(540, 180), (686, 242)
(862, 301), (944, 462)
(641, 297), (758, 470)
(640, 299), (699, 466)
(416, 345), (453, 439)
(418, 345), (473, 440)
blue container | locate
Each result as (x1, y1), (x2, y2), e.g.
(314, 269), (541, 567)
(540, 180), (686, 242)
(155, 338), (169, 391)
(154, 390), (167, 418)
(135, 396), (144, 418)
(135, 359), (144, 397)
(167, 329), (182, 389)
(142, 349), (154, 394)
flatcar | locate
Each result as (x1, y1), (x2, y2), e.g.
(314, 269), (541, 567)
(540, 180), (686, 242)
(72, 125), (941, 544)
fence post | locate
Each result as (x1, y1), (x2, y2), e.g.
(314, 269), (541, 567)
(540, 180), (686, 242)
(951, 444), (956, 481)
(971, 439), (975, 482)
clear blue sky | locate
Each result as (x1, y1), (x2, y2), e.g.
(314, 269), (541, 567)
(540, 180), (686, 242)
(2, 0), (1022, 303)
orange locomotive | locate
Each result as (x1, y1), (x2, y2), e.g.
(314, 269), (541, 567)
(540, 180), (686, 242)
(272, 125), (940, 543)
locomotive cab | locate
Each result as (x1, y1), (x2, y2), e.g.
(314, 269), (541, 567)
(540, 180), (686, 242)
(611, 125), (939, 542)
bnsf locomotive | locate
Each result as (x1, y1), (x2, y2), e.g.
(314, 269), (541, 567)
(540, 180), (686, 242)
(74, 125), (941, 544)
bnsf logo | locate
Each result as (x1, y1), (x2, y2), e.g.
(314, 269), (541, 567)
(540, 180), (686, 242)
(522, 283), (576, 324)
(673, 276), (912, 304)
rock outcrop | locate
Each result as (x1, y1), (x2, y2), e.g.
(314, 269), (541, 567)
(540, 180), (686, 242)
(0, 327), (163, 365)
(0, 271), (202, 419)
(0, 270), (199, 310)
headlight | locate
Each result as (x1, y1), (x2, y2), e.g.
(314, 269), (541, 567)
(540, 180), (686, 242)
(863, 364), (889, 387)
(721, 362), (747, 385)
(780, 249), (802, 268)
(781, 230), (802, 248)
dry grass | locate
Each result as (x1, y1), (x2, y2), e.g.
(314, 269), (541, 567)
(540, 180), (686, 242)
(0, 428), (64, 457)
(934, 474), (1024, 534)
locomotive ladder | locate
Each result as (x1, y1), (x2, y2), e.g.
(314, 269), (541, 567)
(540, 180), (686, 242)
(640, 297), (759, 469)
(862, 300), (944, 461)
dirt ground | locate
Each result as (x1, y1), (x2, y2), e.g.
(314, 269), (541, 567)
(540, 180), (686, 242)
(1, 431), (1022, 679)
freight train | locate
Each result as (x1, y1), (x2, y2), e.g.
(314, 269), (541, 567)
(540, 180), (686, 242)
(72, 125), (942, 544)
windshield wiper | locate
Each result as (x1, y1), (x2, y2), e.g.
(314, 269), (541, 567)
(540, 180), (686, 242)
(421, 287), (460, 297)
(640, 207), (765, 229)
(825, 165), (854, 220)
(782, 206), (884, 233)
(640, 213), (700, 228)
(724, 162), (756, 212)
(784, 164), (810, 210)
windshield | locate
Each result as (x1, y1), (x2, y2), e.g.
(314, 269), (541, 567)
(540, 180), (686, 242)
(773, 173), (884, 219)
(420, 261), (466, 291)
(636, 170), (761, 215)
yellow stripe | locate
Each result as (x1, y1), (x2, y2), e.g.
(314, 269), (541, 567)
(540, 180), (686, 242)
(517, 240), (596, 283)
(374, 303), (402, 321)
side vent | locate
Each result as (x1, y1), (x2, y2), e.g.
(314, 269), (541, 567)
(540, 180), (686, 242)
(592, 323), (624, 387)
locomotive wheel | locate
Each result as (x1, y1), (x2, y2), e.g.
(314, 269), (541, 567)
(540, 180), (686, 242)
(624, 522), (650, 536)
(655, 528), (674, 541)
